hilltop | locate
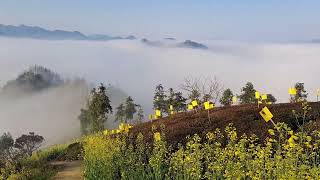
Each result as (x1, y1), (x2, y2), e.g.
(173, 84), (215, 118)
(129, 102), (320, 145)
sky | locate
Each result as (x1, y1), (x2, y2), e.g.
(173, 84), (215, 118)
(1, 0), (320, 41)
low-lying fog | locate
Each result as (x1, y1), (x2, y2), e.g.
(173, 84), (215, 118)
(0, 37), (319, 145)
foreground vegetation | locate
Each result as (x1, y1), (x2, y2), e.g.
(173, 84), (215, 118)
(83, 122), (320, 179)
(0, 144), (68, 179)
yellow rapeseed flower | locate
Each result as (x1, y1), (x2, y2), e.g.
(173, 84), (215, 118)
(307, 136), (312, 142)
(154, 132), (161, 142)
(268, 129), (275, 135)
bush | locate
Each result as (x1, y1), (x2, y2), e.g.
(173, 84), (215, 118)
(0, 144), (69, 180)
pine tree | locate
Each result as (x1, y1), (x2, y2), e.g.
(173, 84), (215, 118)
(166, 88), (187, 113)
(267, 94), (277, 104)
(124, 96), (137, 123)
(115, 103), (126, 123)
(79, 83), (112, 134)
(153, 84), (167, 113)
(220, 89), (234, 106)
(166, 88), (175, 114)
(294, 82), (308, 102)
(135, 105), (144, 124)
(174, 91), (187, 112)
(239, 82), (256, 104)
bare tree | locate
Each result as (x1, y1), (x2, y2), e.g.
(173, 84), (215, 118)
(180, 76), (224, 104)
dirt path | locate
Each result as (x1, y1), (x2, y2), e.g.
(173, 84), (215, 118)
(51, 161), (83, 180)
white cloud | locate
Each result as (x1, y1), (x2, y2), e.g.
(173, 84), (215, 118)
(0, 38), (319, 144)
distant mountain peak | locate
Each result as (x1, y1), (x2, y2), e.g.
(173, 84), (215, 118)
(177, 40), (208, 49)
(0, 24), (135, 41)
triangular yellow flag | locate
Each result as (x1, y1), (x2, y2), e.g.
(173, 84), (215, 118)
(188, 104), (194, 110)
(259, 106), (274, 122)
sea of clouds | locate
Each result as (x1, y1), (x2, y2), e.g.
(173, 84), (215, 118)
(0, 37), (319, 145)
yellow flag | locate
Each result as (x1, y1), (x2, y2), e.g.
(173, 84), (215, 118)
(209, 103), (214, 109)
(188, 104), (194, 110)
(255, 91), (260, 99)
(119, 123), (125, 131)
(169, 105), (173, 110)
(103, 129), (108, 135)
(192, 100), (198, 107)
(232, 96), (237, 103)
(155, 110), (161, 117)
(204, 101), (210, 110)
(288, 88), (297, 95)
(261, 94), (268, 100)
(259, 106), (274, 122)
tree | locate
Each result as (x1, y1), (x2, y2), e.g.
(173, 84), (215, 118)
(239, 82), (256, 104)
(181, 76), (223, 103)
(293, 82), (308, 102)
(124, 96), (137, 123)
(135, 105), (144, 124)
(166, 88), (187, 112)
(79, 83), (113, 134)
(115, 103), (126, 123)
(173, 91), (187, 112)
(220, 89), (234, 106)
(0, 133), (15, 164)
(14, 132), (44, 156)
(153, 84), (167, 113)
(267, 94), (277, 104)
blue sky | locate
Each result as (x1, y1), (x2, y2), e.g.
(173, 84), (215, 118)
(1, 0), (320, 41)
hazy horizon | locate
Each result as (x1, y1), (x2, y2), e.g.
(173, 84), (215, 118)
(1, 1), (320, 42)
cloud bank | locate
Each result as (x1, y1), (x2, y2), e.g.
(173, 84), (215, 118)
(0, 37), (319, 144)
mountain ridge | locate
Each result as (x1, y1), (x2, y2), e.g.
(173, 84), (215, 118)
(0, 24), (136, 41)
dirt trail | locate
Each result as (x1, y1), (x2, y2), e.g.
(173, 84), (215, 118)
(51, 161), (83, 180)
